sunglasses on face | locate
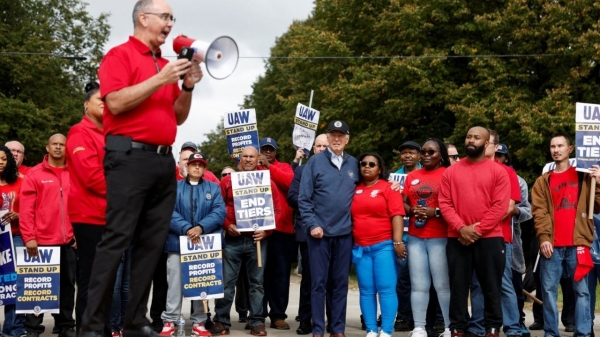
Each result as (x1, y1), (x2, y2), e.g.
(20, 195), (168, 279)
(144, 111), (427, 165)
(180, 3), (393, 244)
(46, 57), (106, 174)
(420, 149), (437, 156)
(221, 172), (231, 177)
(360, 161), (378, 168)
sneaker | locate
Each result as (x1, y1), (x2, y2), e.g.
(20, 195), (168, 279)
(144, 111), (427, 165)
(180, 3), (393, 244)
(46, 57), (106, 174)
(440, 329), (451, 337)
(519, 324), (529, 337)
(564, 324), (575, 333)
(395, 319), (414, 332)
(366, 331), (379, 337)
(250, 324), (268, 336)
(528, 322), (543, 331)
(26, 332), (40, 337)
(451, 330), (464, 337)
(112, 332), (120, 337)
(269, 319), (290, 330)
(192, 323), (211, 337)
(380, 332), (392, 337)
(485, 328), (499, 337)
(411, 327), (428, 337)
(159, 322), (175, 337)
(209, 322), (229, 336)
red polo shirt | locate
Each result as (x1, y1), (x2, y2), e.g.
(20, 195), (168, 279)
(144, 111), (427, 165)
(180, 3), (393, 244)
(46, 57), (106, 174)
(99, 36), (180, 146)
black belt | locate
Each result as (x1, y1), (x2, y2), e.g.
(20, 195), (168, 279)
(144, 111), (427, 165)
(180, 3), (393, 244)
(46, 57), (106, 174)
(131, 141), (172, 155)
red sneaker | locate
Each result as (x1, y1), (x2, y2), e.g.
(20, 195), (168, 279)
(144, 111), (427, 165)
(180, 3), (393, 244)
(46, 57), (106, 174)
(192, 323), (211, 337)
(159, 322), (175, 337)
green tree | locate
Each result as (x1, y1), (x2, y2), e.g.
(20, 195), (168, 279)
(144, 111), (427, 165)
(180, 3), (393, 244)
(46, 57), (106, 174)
(0, 0), (109, 165)
(201, 0), (600, 182)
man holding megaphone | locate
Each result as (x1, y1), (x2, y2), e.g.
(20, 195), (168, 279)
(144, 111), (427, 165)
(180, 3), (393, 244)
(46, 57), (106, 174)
(78, 1), (203, 337)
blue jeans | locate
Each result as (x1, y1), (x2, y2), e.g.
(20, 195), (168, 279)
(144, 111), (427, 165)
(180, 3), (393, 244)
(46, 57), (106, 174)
(352, 240), (398, 335)
(469, 243), (521, 336)
(3, 235), (24, 337)
(407, 235), (450, 329)
(110, 246), (132, 332)
(541, 246), (591, 337)
(214, 235), (268, 327)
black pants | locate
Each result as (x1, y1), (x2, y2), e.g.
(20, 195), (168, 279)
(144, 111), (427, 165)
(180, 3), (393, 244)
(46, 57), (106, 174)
(447, 237), (505, 332)
(150, 252), (168, 329)
(25, 244), (76, 333)
(73, 224), (112, 336)
(263, 231), (296, 320)
(80, 149), (176, 332)
(298, 242), (312, 323)
(511, 269), (526, 325)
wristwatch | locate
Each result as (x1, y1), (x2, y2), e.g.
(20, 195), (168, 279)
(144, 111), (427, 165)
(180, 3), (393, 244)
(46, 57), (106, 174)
(182, 83), (194, 92)
(435, 208), (441, 218)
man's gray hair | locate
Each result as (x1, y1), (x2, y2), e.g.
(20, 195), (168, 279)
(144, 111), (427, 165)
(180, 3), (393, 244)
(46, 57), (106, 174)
(132, 0), (155, 28)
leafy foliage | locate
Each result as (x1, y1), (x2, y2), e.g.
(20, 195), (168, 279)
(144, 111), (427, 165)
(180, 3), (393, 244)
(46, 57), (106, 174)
(0, 0), (109, 165)
(200, 0), (600, 182)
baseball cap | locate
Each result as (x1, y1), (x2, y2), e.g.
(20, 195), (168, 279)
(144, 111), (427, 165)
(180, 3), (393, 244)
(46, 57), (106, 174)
(327, 120), (350, 135)
(259, 137), (277, 150)
(181, 141), (198, 152)
(187, 153), (207, 167)
(496, 143), (509, 155)
(397, 141), (421, 152)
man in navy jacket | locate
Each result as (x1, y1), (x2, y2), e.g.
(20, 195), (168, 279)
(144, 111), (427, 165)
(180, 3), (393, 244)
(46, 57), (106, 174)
(298, 121), (359, 337)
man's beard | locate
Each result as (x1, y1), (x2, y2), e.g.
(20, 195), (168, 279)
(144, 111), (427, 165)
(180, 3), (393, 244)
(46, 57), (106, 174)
(465, 144), (485, 157)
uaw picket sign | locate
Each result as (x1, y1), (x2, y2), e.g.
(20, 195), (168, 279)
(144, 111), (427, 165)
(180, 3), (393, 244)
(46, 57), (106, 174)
(0, 221), (16, 306)
(231, 170), (276, 232)
(180, 234), (224, 300)
(576, 102), (600, 172)
(388, 173), (408, 192)
(224, 109), (259, 162)
(15, 246), (60, 314)
(292, 103), (320, 156)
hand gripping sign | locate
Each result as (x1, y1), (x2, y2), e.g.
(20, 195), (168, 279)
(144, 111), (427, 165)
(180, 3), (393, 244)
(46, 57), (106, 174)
(224, 109), (259, 162)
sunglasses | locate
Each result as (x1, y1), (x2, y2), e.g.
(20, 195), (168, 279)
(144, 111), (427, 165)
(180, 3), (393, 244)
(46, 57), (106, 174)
(420, 149), (437, 156)
(360, 161), (378, 168)
(449, 155), (459, 160)
(221, 172), (231, 177)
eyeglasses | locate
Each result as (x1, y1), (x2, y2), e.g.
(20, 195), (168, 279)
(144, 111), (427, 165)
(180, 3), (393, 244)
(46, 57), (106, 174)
(221, 172), (231, 177)
(9, 149), (23, 155)
(449, 155), (459, 160)
(360, 161), (377, 168)
(420, 149), (437, 156)
(144, 13), (176, 23)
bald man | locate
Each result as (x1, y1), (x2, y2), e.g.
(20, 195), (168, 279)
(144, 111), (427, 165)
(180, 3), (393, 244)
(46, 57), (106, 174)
(5, 141), (29, 175)
(438, 127), (510, 337)
(19, 134), (77, 337)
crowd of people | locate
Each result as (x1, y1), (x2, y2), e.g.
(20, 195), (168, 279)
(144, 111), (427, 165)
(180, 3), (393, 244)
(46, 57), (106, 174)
(2, 1), (600, 337)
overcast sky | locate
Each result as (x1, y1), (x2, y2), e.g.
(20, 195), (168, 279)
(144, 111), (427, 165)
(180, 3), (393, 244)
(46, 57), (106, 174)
(86, 0), (315, 160)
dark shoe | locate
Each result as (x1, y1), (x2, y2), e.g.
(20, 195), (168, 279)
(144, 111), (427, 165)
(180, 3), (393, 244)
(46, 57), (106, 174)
(295, 316), (301, 322)
(485, 328), (499, 337)
(78, 331), (104, 337)
(296, 322), (311, 335)
(245, 323), (251, 330)
(122, 326), (159, 337)
(466, 331), (484, 337)
(251, 325), (267, 336)
(270, 319), (290, 330)
(394, 319), (414, 332)
(434, 321), (445, 334)
(208, 322), (229, 336)
(60, 328), (76, 337)
(53, 327), (60, 334)
(239, 317), (247, 323)
(564, 324), (575, 333)
(451, 330), (464, 337)
(528, 322), (543, 331)
(26, 332), (40, 337)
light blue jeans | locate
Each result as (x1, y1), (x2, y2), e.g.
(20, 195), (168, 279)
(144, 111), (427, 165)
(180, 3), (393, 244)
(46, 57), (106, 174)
(352, 240), (398, 335)
(541, 246), (591, 337)
(3, 235), (24, 337)
(469, 243), (521, 336)
(406, 235), (450, 329)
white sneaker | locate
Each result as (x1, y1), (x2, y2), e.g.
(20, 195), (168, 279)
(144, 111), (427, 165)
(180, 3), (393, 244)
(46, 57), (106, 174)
(366, 332), (379, 337)
(440, 328), (451, 337)
(410, 327), (428, 337)
(380, 332), (393, 337)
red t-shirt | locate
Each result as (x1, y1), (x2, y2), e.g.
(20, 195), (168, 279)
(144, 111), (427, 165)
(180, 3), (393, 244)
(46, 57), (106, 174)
(499, 162), (521, 243)
(99, 36), (181, 146)
(0, 176), (24, 235)
(18, 165), (30, 176)
(550, 166), (578, 247)
(403, 167), (448, 238)
(48, 166), (65, 184)
(351, 180), (405, 246)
